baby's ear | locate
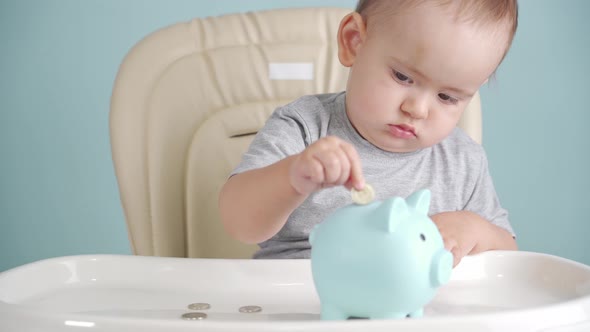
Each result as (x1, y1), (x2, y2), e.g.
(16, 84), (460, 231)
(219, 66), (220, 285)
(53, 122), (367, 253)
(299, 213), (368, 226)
(337, 12), (367, 67)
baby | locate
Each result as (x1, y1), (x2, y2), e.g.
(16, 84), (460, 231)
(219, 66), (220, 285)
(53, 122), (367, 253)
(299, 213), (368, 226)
(219, 0), (519, 266)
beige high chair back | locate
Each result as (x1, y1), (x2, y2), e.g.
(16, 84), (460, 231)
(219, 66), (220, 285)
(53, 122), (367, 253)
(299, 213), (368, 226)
(110, 7), (482, 259)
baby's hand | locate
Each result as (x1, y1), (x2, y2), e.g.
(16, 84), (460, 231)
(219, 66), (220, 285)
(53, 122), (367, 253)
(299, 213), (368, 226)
(289, 136), (365, 196)
(430, 211), (485, 267)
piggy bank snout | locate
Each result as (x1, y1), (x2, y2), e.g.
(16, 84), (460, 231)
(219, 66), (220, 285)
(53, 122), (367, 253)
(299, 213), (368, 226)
(430, 249), (453, 287)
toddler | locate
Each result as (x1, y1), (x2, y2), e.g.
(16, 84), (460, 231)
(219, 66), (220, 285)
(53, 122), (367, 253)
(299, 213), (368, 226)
(219, 0), (519, 266)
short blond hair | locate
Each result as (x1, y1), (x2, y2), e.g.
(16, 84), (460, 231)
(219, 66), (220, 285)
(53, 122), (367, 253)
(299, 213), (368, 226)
(356, 0), (518, 55)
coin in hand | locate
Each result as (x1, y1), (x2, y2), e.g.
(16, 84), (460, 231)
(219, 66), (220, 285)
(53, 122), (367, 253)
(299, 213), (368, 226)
(351, 184), (375, 205)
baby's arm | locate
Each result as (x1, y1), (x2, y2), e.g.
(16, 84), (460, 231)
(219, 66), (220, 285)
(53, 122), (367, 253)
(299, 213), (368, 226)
(219, 136), (365, 244)
(219, 155), (307, 244)
(431, 211), (517, 267)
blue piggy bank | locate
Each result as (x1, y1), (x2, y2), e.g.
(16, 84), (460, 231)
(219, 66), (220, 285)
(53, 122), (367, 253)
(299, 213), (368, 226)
(309, 189), (453, 320)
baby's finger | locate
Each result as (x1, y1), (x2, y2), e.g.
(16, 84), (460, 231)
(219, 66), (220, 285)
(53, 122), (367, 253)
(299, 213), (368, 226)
(451, 247), (462, 267)
(315, 150), (343, 185)
(442, 236), (458, 254)
(304, 156), (325, 185)
(442, 237), (463, 267)
(335, 148), (351, 186)
(340, 142), (364, 190)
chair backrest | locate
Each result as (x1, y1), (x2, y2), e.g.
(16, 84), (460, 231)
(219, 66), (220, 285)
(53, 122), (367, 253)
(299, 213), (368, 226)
(110, 7), (482, 259)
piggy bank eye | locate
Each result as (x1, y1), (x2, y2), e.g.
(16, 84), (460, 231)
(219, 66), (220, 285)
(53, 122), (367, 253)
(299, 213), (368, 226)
(420, 233), (426, 241)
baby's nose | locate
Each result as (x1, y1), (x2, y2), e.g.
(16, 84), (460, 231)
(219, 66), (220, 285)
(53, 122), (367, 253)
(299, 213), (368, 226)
(400, 95), (429, 119)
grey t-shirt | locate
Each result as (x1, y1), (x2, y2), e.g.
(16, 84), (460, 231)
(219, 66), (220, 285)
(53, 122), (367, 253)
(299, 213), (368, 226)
(232, 92), (514, 259)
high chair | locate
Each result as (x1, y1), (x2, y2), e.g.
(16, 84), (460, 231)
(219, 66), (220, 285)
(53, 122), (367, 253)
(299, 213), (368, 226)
(109, 7), (483, 259)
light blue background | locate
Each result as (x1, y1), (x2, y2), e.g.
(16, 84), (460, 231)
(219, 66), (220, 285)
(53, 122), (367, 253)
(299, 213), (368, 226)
(1, 1), (589, 272)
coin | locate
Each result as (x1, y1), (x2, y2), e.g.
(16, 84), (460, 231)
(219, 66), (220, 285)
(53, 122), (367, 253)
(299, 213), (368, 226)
(351, 184), (375, 205)
(239, 305), (262, 313)
(187, 303), (210, 310)
(181, 312), (207, 320)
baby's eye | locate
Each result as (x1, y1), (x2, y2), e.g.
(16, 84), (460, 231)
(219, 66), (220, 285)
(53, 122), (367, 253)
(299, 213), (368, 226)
(393, 70), (414, 84)
(438, 93), (458, 105)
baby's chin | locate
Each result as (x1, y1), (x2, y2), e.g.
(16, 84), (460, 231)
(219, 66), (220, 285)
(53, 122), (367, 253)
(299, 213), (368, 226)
(361, 130), (435, 153)
(373, 141), (425, 154)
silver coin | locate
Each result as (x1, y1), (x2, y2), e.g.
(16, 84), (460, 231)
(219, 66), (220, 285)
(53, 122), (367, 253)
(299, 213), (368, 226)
(239, 305), (262, 313)
(181, 312), (207, 320)
(188, 303), (211, 310)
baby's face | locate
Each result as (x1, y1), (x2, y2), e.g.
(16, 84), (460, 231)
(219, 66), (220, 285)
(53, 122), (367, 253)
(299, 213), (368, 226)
(343, 4), (509, 152)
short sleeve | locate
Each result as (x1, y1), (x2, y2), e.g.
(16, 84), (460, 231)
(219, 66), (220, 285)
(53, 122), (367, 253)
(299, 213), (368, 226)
(230, 106), (309, 176)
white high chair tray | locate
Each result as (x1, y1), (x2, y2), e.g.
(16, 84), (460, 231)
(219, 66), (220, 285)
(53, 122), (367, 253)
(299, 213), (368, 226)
(1, 251), (589, 332)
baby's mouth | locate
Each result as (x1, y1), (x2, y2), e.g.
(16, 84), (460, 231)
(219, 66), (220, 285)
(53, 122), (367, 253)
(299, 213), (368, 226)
(388, 124), (416, 139)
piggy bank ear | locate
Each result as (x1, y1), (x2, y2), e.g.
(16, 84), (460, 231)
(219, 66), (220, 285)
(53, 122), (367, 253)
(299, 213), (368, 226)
(378, 197), (409, 233)
(406, 189), (431, 215)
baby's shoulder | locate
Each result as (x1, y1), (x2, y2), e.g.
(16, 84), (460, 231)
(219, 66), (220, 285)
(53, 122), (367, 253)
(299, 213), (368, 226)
(276, 93), (342, 117)
(437, 128), (486, 160)
(270, 93), (343, 133)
